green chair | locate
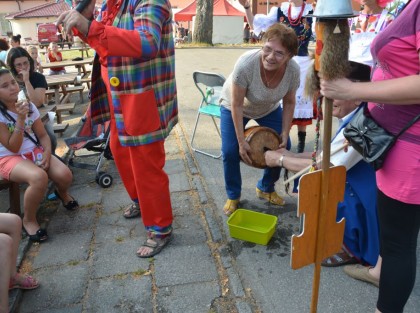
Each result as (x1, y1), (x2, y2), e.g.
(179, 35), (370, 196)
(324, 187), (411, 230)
(191, 71), (226, 158)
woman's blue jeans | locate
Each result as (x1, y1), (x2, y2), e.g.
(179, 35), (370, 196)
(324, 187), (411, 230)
(220, 106), (289, 200)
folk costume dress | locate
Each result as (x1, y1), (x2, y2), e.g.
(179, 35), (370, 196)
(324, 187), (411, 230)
(348, 8), (394, 67)
(76, 0), (178, 238)
(253, 2), (314, 126)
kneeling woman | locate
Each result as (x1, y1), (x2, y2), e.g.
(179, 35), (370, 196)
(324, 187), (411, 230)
(219, 23), (299, 215)
(0, 68), (78, 242)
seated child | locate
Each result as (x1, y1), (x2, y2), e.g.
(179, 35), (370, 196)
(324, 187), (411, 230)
(26, 45), (43, 74)
(0, 213), (39, 313)
(47, 42), (65, 75)
(0, 68), (78, 243)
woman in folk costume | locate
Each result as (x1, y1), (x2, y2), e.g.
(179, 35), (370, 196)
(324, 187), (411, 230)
(352, 0), (394, 32)
(240, 0), (314, 154)
(348, 0), (395, 67)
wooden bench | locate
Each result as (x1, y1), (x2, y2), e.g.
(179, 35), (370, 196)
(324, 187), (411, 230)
(47, 85), (85, 104)
(63, 86), (85, 103)
(55, 102), (76, 124)
(81, 72), (91, 88)
(46, 89), (68, 105)
(0, 178), (21, 216)
(53, 123), (69, 137)
(45, 90), (56, 96)
(56, 102), (76, 114)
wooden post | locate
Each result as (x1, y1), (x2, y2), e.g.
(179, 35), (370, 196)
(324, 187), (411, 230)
(310, 96), (333, 312)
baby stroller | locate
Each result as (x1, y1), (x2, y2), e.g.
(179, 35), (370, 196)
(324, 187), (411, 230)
(64, 105), (114, 188)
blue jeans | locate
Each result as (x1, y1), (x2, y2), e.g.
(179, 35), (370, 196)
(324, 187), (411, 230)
(221, 106), (289, 200)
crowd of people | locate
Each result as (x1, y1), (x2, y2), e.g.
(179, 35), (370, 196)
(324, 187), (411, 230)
(0, 0), (418, 312)
(227, 0), (418, 312)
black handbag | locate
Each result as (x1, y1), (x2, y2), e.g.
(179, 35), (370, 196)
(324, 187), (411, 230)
(343, 103), (420, 170)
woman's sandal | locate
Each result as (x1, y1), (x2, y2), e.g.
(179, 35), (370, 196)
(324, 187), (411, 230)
(9, 273), (39, 290)
(54, 190), (79, 211)
(321, 251), (359, 267)
(136, 234), (173, 258)
(23, 226), (48, 243)
(123, 203), (141, 219)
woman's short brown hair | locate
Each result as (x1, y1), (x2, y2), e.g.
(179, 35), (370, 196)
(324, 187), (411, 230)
(262, 23), (298, 56)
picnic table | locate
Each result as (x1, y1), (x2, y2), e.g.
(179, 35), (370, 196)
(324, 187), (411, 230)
(38, 104), (57, 123)
(39, 45), (92, 58)
(41, 57), (94, 75)
(46, 73), (79, 102)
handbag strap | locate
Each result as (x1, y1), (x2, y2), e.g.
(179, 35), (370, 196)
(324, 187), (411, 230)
(364, 102), (420, 139)
(2, 107), (40, 146)
(394, 112), (420, 139)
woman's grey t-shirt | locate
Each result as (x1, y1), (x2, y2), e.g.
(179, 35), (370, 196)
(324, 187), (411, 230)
(220, 49), (300, 119)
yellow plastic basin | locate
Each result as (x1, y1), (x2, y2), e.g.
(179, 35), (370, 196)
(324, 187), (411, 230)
(227, 209), (278, 245)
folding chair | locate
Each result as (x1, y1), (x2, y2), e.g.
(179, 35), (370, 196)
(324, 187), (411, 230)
(191, 71), (226, 158)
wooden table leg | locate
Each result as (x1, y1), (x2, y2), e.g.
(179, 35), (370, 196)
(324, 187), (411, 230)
(54, 87), (60, 106)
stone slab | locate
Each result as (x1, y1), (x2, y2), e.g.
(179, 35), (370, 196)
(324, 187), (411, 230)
(85, 276), (153, 313)
(157, 281), (220, 313)
(19, 264), (88, 312)
(154, 244), (218, 287)
(33, 230), (92, 269)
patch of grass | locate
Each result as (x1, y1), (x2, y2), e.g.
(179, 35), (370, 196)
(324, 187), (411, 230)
(133, 268), (149, 277)
(68, 260), (80, 266)
(115, 236), (125, 243)
(114, 273), (127, 280)
(61, 49), (95, 60)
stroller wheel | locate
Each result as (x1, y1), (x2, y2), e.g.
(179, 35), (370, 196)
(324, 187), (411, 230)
(96, 172), (113, 188)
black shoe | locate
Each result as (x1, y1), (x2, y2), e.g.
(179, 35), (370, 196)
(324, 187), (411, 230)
(23, 227), (48, 243)
(54, 190), (79, 211)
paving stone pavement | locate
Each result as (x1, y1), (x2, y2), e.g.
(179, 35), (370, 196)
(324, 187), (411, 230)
(10, 124), (254, 313)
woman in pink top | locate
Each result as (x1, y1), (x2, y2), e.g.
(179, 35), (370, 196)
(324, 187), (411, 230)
(320, 1), (420, 312)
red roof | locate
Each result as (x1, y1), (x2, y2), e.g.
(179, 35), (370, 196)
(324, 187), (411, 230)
(174, 0), (245, 22)
(5, 1), (71, 19)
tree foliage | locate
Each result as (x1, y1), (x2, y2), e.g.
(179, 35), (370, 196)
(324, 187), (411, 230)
(193, 0), (213, 44)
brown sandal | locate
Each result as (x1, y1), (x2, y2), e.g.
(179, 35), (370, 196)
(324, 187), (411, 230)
(123, 203), (141, 219)
(136, 234), (172, 258)
(321, 251), (359, 267)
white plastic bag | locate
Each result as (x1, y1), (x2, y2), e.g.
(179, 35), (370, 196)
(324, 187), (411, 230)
(47, 111), (56, 127)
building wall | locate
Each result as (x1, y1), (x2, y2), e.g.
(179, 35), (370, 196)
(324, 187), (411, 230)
(169, 0), (193, 9)
(0, 0), (55, 37)
(213, 15), (243, 44)
(9, 17), (56, 42)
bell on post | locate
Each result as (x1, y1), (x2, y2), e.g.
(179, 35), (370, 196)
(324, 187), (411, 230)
(308, 0), (357, 18)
